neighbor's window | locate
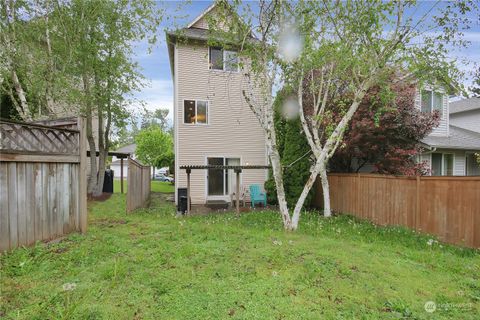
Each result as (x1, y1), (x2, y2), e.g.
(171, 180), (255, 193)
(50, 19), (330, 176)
(443, 153), (454, 176)
(431, 152), (453, 176)
(421, 90), (443, 116)
(184, 100), (208, 124)
(209, 47), (238, 71)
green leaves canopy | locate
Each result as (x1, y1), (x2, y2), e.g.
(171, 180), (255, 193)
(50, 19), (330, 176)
(135, 127), (173, 169)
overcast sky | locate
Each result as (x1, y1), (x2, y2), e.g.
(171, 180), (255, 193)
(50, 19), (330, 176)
(131, 1), (480, 121)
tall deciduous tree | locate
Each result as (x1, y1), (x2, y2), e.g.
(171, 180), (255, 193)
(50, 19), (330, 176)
(135, 126), (174, 174)
(211, 0), (473, 230)
(54, 0), (161, 195)
(1, 0), (163, 196)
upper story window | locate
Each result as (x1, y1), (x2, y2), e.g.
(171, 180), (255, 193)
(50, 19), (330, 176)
(209, 47), (238, 72)
(421, 90), (443, 117)
(184, 100), (208, 125)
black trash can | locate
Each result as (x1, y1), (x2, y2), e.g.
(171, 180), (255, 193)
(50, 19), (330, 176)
(177, 188), (189, 213)
(102, 169), (114, 193)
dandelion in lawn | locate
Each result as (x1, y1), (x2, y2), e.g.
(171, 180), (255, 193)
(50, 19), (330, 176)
(62, 283), (76, 291)
(272, 271), (278, 277)
(427, 239), (437, 246)
(273, 240), (282, 246)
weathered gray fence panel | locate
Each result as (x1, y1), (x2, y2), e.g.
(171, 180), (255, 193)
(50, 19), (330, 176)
(0, 119), (87, 252)
(126, 159), (151, 213)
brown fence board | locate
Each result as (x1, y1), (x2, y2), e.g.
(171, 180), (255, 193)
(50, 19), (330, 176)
(315, 174), (480, 248)
(126, 159), (151, 213)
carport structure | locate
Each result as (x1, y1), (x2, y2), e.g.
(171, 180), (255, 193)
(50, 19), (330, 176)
(179, 164), (271, 215)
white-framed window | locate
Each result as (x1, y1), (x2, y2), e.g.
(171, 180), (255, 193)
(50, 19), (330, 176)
(184, 100), (208, 124)
(421, 90), (443, 117)
(431, 152), (454, 176)
(209, 47), (238, 72)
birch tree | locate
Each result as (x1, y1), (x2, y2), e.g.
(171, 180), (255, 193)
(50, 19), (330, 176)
(212, 0), (474, 230)
(56, 0), (161, 195)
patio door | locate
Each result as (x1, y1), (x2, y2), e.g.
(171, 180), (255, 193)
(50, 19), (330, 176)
(207, 157), (240, 197)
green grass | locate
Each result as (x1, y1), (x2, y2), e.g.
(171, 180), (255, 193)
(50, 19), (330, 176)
(113, 179), (174, 194)
(1, 194), (479, 319)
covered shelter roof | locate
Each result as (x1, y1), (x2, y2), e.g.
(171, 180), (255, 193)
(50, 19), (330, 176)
(180, 164), (270, 171)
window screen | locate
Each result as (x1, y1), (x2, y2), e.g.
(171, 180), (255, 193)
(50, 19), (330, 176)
(196, 101), (208, 124)
(209, 47), (223, 70)
(224, 50), (238, 71)
(433, 92), (443, 116)
(444, 154), (454, 176)
(421, 90), (432, 113)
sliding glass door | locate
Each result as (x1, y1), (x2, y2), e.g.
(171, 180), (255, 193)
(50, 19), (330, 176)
(207, 157), (240, 197)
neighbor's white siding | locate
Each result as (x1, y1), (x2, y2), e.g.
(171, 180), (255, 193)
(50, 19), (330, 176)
(415, 86), (449, 137)
(450, 109), (480, 133)
(174, 42), (267, 204)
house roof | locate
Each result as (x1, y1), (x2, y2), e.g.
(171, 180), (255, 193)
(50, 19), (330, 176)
(114, 143), (136, 154)
(421, 125), (480, 150)
(450, 97), (480, 114)
(186, 2), (217, 29)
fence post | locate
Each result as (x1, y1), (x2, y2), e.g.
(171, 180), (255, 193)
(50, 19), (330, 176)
(78, 117), (87, 233)
(415, 175), (420, 230)
(357, 173), (361, 214)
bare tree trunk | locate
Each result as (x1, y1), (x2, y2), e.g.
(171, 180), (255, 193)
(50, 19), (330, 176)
(83, 73), (97, 194)
(319, 163), (331, 217)
(94, 109), (105, 196)
(43, 0), (55, 115)
(265, 128), (292, 229)
(290, 159), (323, 228)
(11, 70), (31, 120)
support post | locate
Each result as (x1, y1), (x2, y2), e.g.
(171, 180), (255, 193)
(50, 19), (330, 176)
(186, 168), (191, 215)
(235, 168), (241, 216)
(120, 158), (124, 194)
(78, 117), (88, 233)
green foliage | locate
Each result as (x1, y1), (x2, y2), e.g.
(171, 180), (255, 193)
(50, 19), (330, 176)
(265, 89), (314, 208)
(1, 195), (478, 319)
(135, 126), (173, 169)
(282, 118), (314, 209)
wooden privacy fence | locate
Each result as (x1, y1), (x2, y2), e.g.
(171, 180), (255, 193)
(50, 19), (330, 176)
(0, 119), (87, 252)
(313, 174), (480, 248)
(126, 159), (151, 213)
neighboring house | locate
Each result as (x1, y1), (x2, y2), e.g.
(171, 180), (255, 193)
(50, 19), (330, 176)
(110, 143), (157, 178)
(166, 4), (267, 206)
(418, 94), (480, 176)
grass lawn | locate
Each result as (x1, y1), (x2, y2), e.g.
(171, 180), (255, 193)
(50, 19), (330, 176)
(1, 194), (479, 319)
(113, 179), (174, 194)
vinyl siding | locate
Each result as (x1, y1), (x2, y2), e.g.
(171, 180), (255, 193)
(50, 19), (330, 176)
(174, 42), (267, 204)
(415, 86), (449, 137)
(450, 110), (480, 133)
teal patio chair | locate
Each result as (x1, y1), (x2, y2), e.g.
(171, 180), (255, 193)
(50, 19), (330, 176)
(249, 184), (267, 208)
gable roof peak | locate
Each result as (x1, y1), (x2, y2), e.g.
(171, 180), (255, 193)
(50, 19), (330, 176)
(187, 2), (217, 29)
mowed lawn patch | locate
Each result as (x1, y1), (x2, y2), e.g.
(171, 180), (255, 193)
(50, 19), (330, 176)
(113, 179), (174, 193)
(1, 194), (479, 319)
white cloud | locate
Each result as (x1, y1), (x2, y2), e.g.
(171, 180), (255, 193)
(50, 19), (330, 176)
(132, 79), (174, 120)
